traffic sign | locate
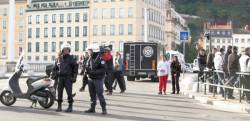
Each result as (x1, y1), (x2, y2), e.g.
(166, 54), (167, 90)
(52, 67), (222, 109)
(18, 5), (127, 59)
(180, 32), (189, 41)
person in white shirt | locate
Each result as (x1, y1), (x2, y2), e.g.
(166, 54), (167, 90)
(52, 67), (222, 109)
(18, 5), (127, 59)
(157, 55), (170, 95)
(214, 48), (225, 97)
(240, 47), (250, 101)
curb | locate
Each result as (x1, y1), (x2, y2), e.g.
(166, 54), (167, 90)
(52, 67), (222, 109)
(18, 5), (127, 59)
(182, 91), (250, 114)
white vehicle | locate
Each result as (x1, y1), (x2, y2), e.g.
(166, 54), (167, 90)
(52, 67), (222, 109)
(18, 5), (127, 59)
(192, 59), (199, 73)
(166, 50), (186, 72)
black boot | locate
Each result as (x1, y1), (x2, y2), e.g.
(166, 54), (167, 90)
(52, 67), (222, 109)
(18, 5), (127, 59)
(85, 108), (96, 113)
(65, 103), (73, 112)
(102, 108), (107, 115)
(56, 103), (62, 112)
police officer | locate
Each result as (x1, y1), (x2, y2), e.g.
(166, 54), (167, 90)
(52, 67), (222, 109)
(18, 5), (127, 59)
(85, 44), (107, 115)
(54, 43), (78, 112)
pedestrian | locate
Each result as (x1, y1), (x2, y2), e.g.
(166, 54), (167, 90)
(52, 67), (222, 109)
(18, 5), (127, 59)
(239, 47), (250, 102)
(171, 56), (181, 94)
(113, 51), (126, 93)
(85, 44), (107, 115)
(101, 47), (114, 95)
(214, 48), (225, 97)
(53, 43), (78, 112)
(79, 52), (90, 92)
(223, 46), (232, 79)
(157, 55), (170, 95)
(198, 49), (207, 82)
(207, 48), (217, 93)
(227, 46), (240, 99)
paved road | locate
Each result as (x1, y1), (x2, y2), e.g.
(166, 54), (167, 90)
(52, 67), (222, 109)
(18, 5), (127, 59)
(0, 77), (249, 121)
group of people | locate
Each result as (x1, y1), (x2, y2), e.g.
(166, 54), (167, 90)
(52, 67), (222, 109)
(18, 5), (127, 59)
(198, 45), (250, 101)
(51, 43), (126, 115)
(157, 55), (182, 95)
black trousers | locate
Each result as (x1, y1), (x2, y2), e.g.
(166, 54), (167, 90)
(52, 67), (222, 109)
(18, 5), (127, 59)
(104, 72), (114, 92)
(57, 77), (73, 104)
(88, 79), (106, 109)
(81, 74), (88, 89)
(242, 75), (250, 101)
(172, 74), (180, 93)
(227, 71), (237, 97)
(113, 71), (126, 91)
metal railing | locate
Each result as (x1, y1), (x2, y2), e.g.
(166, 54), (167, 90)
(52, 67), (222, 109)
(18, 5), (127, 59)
(197, 69), (250, 103)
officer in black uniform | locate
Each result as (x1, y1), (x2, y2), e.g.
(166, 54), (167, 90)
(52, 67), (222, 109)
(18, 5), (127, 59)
(85, 44), (108, 115)
(54, 43), (78, 112)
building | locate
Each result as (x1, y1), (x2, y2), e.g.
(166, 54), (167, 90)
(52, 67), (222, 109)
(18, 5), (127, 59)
(204, 21), (233, 50)
(165, 2), (187, 50)
(0, 0), (26, 64)
(26, 0), (89, 62)
(232, 31), (250, 53)
(89, 0), (166, 53)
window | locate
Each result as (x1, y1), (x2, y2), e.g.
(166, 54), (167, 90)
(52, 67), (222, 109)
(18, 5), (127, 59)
(83, 26), (87, 36)
(119, 41), (124, 52)
(67, 27), (71, 37)
(93, 9), (98, 19)
(248, 39), (250, 43)
(111, 8), (115, 18)
(44, 28), (48, 38)
(52, 14), (56, 23)
(110, 25), (115, 35)
(67, 13), (72, 22)
(102, 25), (106, 35)
(2, 19), (6, 29)
(75, 27), (79, 37)
(241, 39), (245, 43)
(18, 47), (23, 56)
(222, 39), (225, 43)
(36, 42), (40, 52)
(3, 8), (7, 16)
(83, 41), (87, 51)
(51, 56), (56, 61)
(28, 15), (32, 24)
(75, 13), (80, 22)
(52, 27), (56, 37)
(35, 56), (39, 61)
(83, 13), (88, 22)
(60, 27), (64, 37)
(217, 39), (220, 43)
(94, 0), (98, 2)
(102, 8), (108, 19)
(75, 41), (79, 52)
(119, 24), (124, 35)
(44, 15), (48, 23)
(52, 42), (56, 52)
(2, 47), (6, 56)
(19, 32), (24, 42)
(28, 42), (32, 52)
(235, 38), (239, 43)
(119, 8), (125, 18)
(36, 15), (40, 24)
(60, 14), (64, 23)
(93, 25), (98, 36)
(59, 41), (63, 50)
(44, 42), (48, 52)
(2, 32), (6, 43)
(128, 24), (133, 35)
(128, 7), (133, 17)
(228, 39), (231, 43)
(44, 56), (48, 61)
(36, 28), (40, 38)
(28, 56), (31, 61)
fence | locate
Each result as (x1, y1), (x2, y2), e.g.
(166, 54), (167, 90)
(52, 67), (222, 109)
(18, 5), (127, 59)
(197, 69), (250, 103)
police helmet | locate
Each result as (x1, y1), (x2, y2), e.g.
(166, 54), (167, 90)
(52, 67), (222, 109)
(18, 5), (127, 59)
(61, 43), (71, 52)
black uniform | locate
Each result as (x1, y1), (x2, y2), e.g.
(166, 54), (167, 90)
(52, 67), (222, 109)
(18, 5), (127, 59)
(85, 53), (107, 113)
(54, 54), (78, 104)
(80, 56), (89, 90)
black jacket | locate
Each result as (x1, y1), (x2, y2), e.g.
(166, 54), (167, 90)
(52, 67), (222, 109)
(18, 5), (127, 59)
(53, 54), (78, 81)
(198, 54), (207, 68)
(80, 57), (89, 75)
(86, 53), (107, 80)
(105, 56), (114, 74)
(171, 61), (181, 76)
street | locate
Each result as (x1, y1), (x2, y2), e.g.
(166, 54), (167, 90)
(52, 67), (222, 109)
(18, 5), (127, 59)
(0, 76), (250, 121)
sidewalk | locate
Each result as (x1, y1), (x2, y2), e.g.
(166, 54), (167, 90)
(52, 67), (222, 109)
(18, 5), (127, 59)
(180, 73), (250, 114)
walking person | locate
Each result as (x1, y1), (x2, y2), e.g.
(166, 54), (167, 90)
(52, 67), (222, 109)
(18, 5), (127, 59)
(239, 47), (250, 101)
(214, 48), (225, 97)
(157, 55), (170, 95)
(207, 48), (217, 93)
(223, 46), (232, 80)
(171, 56), (181, 94)
(53, 43), (78, 112)
(101, 47), (114, 95)
(227, 46), (240, 99)
(85, 44), (107, 115)
(79, 52), (90, 92)
(113, 51), (126, 93)
(198, 49), (207, 82)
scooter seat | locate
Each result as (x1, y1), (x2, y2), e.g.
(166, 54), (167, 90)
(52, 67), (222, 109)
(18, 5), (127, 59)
(27, 76), (46, 84)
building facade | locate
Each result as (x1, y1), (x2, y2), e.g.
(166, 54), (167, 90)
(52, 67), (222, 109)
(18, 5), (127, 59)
(0, 0), (26, 64)
(165, 3), (187, 50)
(204, 21), (233, 51)
(232, 32), (250, 53)
(26, 0), (89, 62)
(89, 0), (166, 53)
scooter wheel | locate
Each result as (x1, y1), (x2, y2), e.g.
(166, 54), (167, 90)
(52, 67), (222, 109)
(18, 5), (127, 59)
(0, 91), (16, 106)
(38, 90), (54, 109)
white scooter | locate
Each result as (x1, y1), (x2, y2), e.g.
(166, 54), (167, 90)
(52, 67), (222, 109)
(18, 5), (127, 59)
(0, 55), (55, 109)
